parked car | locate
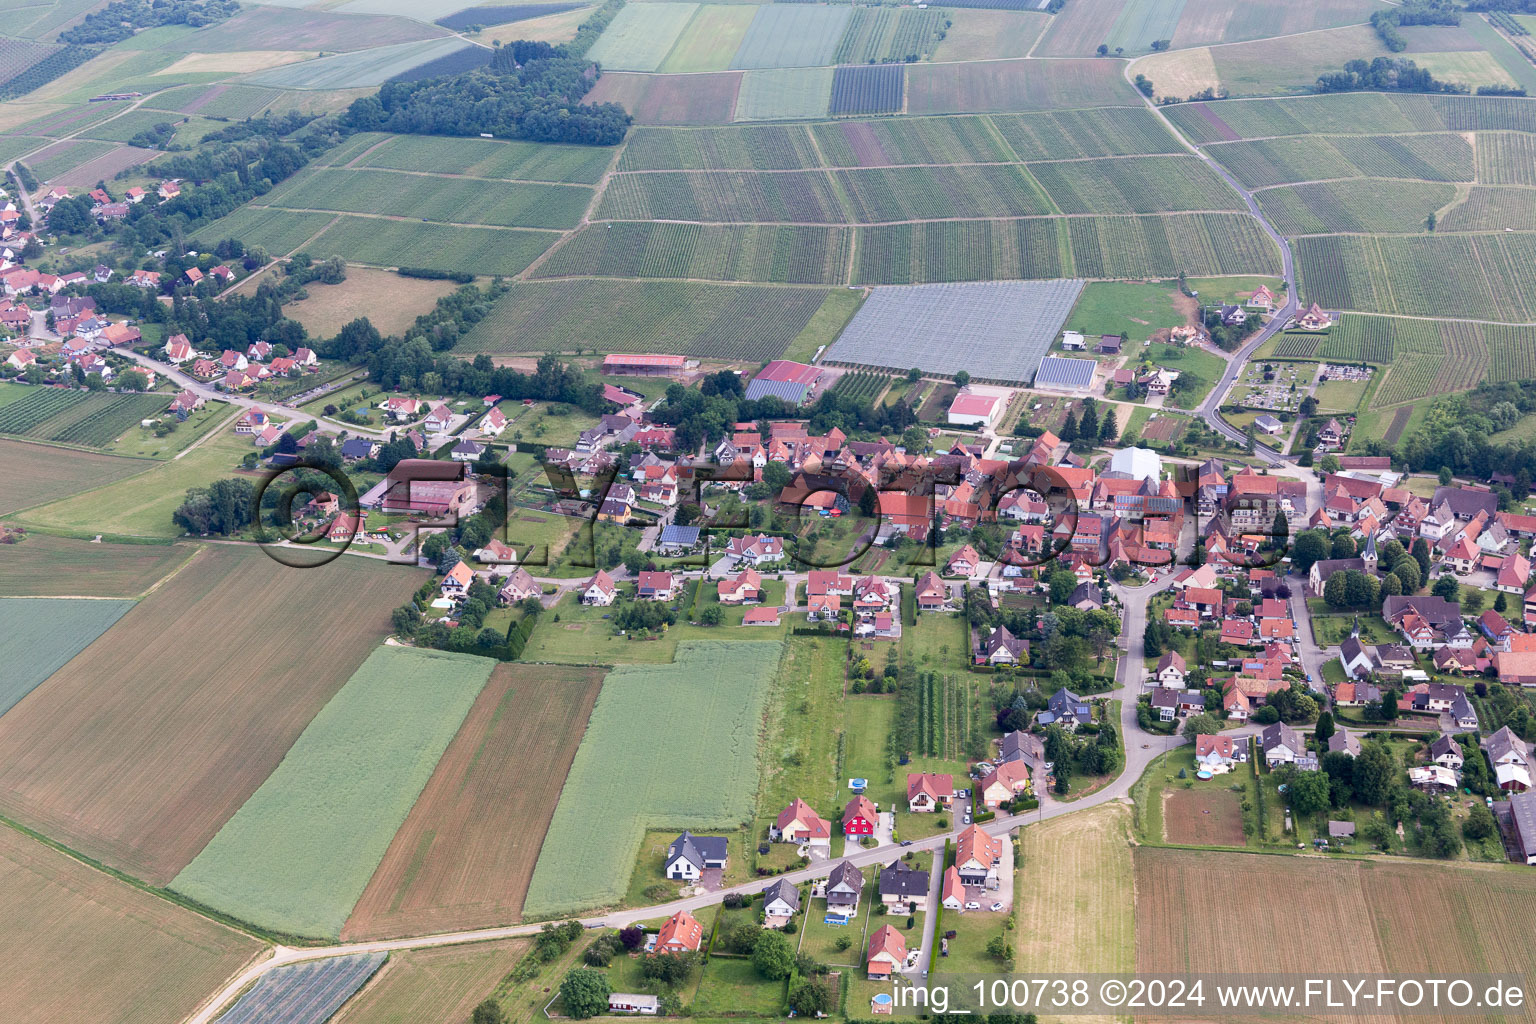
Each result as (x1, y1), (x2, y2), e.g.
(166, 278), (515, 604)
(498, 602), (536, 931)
(962, 814), (971, 824)
(964, 901), (981, 910)
(900, 840), (913, 846)
(989, 902), (1004, 912)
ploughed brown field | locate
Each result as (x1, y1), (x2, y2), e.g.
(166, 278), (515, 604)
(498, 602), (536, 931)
(0, 545), (420, 884)
(343, 663), (606, 939)
(1162, 787), (1246, 846)
(0, 437), (147, 515)
(1138, 848), (1536, 1021)
(0, 826), (262, 1024)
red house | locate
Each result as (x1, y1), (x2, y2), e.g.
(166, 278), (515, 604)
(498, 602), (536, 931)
(843, 794), (878, 837)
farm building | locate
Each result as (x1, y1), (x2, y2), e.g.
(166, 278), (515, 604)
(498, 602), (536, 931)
(947, 390), (1004, 429)
(745, 360), (822, 404)
(602, 353), (687, 376)
(1033, 356), (1096, 392)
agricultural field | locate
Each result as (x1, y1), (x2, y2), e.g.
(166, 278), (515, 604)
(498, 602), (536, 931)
(1255, 179), (1456, 235)
(658, 4), (755, 73)
(587, 2), (698, 71)
(246, 37), (474, 88)
(217, 954), (388, 1024)
(619, 124), (822, 170)
(536, 222), (853, 284)
(303, 216), (556, 276)
(828, 63), (905, 117)
(1206, 133), (1474, 189)
(262, 166), (593, 229)
(172, 645), (493, 938)
(1026, 154), (1243, 213)
(1138, 849), (1536, 978)
(0, 597), (135, 718)
(932, 9), (1048, 61)
(1016, 802), (1134, 973)
(835, 7), (948, 64)
(0, 535), (193, 598)
(831, 370), (893, 403)
(522, 640), (782, 917)
(0, 827), (264, 1024)
(0, 437), (147, 515)
(0, 387), (170, 450)
(733, 67), (833, 121)
(331, 940), (530, 1024)
(1440, 186), (1536, 232)
(0, 546), (421, 885)
(163, 6), (447, 51)
(1475, 130), (1536, 185)
(48, 143), (158, 186)
(190, 206), (337, 256)
(356, 133), (615, 184)
(1063, 280), (1184, 343)
(584, 70), (743, 124)
(906, 58), (1136, 112)
(23, 138), (120, 180)
(730, 4), (852, 69)
(1296, 232), (1536, 322)
(1165, 92), (1536, 144)
(1144, 23), (1393, 101)
(283, 267), (463, 337)
(813, 114), (1008, 165)
(782, 288), (866, 362)
(598, 168), (845, 222)
(343, 663), (606, 940)
(461, 279), (832, 360)
(1173, 0), (1394, 48)
(838, 164), (1054, 221)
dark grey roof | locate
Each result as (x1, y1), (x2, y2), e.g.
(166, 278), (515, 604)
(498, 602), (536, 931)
(762, 877), (800, 911)
(1000, 730), (1043, 764)
(453, 439), (484, 455)
(1033, 356), (1096, 391)
(1429, 734), (1461, 759)
(1328, 821), (1355, 838)
(1382, 595), (1461, 629)
(827, 860), (864, 893)
(1482, 726), (1530, 763)
(340, 438), (374, 458)
(1068, 581), (1101, 607)
(1150, 688), (1180, 708)
(1048, 687), (1090, 722)
(667, 830), (728, 871)
(878, 859), (928, 898)
(744, 378), (810, 404)
(1328, 729), (1361, 757)
(1262, 722), (1301, 753)
(1509, 791), (1536, 858)
(1432, 486), (1498, 520)
(659, 524), (700, 547)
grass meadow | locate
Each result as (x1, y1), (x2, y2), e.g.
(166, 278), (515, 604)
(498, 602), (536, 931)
(0, 536), (194, 597)
(171, 645), (495, 938)
(522, 640), (782, 916)
(329, 939), (531, 1024)
(0, 437), (148, 516)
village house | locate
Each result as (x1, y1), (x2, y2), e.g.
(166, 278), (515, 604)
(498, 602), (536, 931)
(1040, 687), (1091, 729)
(1000, 730), (1048, 772)
(1261, 722), (1316, 770)
(843, 794), (878, 837)
(1194, 734), (1246, 772)
(717, 568), (763, 605)
(865, 924), (906, 979)
(977, 623), (1027, 665)
(878, 859), (929, 912)
(825, 860), (863, 917)
(726, 533), (784, 567)
(580, 570), (618, 606)
(498, 568), (541, 605)
(663, 831), (728, 881)
(914, 571), (948, 612)
(771, 798), (831, 848)
(906, 772), (954, 812)
(655, 910), (703, 953)
(1482, 726), (1531, 792)
(761, 877), (800, 927)
(954, 824), (1002, 889)
(946, 544), (981, 578)
(440, 559), (474, 597)
(977, 760), (1030, 809)
(1429, 734), (1464, 772)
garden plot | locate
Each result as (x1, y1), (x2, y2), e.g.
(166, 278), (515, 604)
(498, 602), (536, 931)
(825, 279), (1085, 382)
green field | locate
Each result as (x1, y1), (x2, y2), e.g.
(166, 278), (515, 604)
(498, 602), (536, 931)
(0, 535), (193, 597)
(833, 6), (947, 64)
(1255, 179), (1455, 235)
(1442, 186), (1536, 232)
(587, 2), (699, 71)
(730, 4), (852, 69)
(354, 133), (614, 184)
(189, 206), (342, 256)
(262, 167), (592, 229)
(659, 4), (756, 73)
(461, 279), (831, 360)
(537, 222), (852, 284)
(733, 67), (833, 121)
(303, 216), (556, 275)
(522, 641), (781, 916)
(905, 58), (1136, 113)
(621, 123), (821, 171)
(0, 386), (170, 449)
(245, 37), (474, 89)
(1064, 280), (1183, 343)
(598, 169), (845, 222)
(170, 646), (494, 938)
(0, 597), (135, 718)
(1207, 133), (1474, 189)
(1027, 154), (1243, 214)
(1296, 232), (1536, 322)
(782, 289), (865, 362)
(1165, 92), (1536, 144)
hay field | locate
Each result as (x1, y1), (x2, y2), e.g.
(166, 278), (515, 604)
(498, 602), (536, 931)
(733, 67), (833, 121)
(1162, 787), (1245, 845)
(0, 438), (148, 515)
(155, 50), (320, 75)
(1138, 849), (1536, 983)
(660, 4), (756, 72)
(332, 939), (531, 1024)
(171, 646), (493, 938)
(1036, 0), (1127, 56)
(485, 6), (594, 46)
(284, 267), (461, 337)
(1171, 0), (1391, 48)
(933, 10), (1048, 60)
(0, 597), (134, 718)
(0, 536), (194, 597)
(522, 641), (782, 917)
(344, 663), (606, 939)
(0, 546), (422, 885)
(1015, 802), (1135, 977)
(303, 216), (556, 276)
(0, 827), (263, 1024)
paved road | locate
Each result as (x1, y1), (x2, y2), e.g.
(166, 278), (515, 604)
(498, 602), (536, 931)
(1121, 62), (1298, 465)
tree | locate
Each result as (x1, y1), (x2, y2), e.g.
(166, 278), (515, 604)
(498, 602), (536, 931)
(1495, 591), (1508, 613)
(1314, 710), (1335, 745)
(1432, 575), (1460, 601)
(1271, 509), (1289, 547)
(1096, 43), (1109, 55)
(1319, 454), (1340, 474)
(1463, 802), (1496, 841)
(1060, 410), (1079, 442)
(752, 930), (794, 979)
(1283, 766), (1331, 815)
(1439, 465), (1453, 485)
(700, 605), (723, 626)
(1099, 408), (1118, 441)
(1463, 589), (1484, 614)
(472, 1000), (510, 1024)
(1182, 712), (1220, 736)
(953, 370), (971, 388)
(789, 979), (834, 1016)
(908, 367), (923, 382)
(1352, 743), (1396, 804)
(1412, 538), (1432, 578)
(1380, 571), (1403, 597)
(1331, 533), (1357, 560)
(1078, 400), (1099, 441)
(985, 935), (1015, 966)
(560, 969), (611, 1020)
(859, 484), (879, 517)
(1292, 530), (1330, 573)
(1048, 569), (1077, 605)
(1392, 557), (1421, 593)
(117, 368), (149, 391)
(618, 926), (644, 950)
(1323, 570), (1349, 609)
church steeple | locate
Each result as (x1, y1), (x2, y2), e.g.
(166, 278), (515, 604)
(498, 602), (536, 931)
(1361, 530), (1378, 573)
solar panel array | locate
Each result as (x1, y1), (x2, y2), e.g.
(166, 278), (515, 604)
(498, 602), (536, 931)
(218, 953), (386, 1024)
(1033, 356), (1098, 390)
(825, 279), (1085, 383)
